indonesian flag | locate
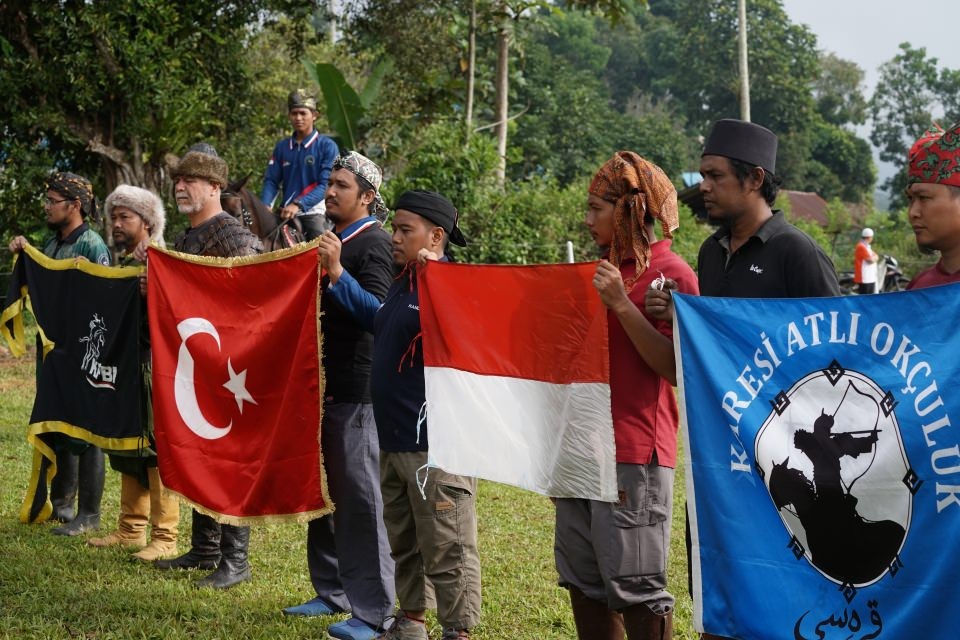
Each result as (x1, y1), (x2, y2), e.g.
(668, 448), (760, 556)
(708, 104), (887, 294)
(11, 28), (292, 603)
(419, 261), (616, 501)
(148, 245), (330, 524)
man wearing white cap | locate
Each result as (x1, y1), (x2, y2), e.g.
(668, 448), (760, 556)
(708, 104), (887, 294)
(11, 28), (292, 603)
(854, 227), (879, 294)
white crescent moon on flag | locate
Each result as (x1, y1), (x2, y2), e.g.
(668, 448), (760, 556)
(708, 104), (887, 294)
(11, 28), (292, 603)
(174, 317), (232, 440)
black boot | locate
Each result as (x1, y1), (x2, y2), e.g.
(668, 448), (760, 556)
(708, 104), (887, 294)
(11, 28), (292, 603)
(196, 524), (251, 589)
(52, 447), (103, 536)
(155, 511), (221, 570)
(47, 449), (79, 522)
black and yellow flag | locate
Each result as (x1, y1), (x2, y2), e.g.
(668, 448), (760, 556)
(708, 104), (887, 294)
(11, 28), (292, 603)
(1, 244), (144, 522)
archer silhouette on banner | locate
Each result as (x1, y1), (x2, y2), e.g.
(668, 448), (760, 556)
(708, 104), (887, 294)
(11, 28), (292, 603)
(769, 381), (906, 584)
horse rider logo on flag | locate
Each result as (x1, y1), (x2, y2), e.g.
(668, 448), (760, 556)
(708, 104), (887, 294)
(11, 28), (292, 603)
(673, 285), (960, 639)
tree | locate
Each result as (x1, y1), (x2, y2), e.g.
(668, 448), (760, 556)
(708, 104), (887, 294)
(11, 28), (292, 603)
(813, 52), (868, 127)
(0, 0), (312, 237)
(870, 43), (960, 208)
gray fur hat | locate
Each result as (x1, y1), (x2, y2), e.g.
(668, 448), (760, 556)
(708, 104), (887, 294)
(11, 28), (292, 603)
(171, 150), (229, 189)
(104, 185), (166, 247)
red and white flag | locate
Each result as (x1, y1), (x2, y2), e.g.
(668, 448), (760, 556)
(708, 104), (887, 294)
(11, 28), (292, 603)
(418, 261), (616, 501)
(148, 245), (330, 524)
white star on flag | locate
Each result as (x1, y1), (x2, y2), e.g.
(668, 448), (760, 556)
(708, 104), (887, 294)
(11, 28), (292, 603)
(223, 358), (257, 413)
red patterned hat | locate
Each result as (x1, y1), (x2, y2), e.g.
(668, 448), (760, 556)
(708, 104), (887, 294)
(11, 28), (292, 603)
(907, 122), (960, 187)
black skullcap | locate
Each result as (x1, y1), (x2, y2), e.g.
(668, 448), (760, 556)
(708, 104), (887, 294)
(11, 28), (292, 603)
(703, 119), (778, 175)
(394, 190), (467, 247)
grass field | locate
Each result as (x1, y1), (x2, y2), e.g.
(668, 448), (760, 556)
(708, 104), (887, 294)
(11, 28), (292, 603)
(0, 339), (697, 639)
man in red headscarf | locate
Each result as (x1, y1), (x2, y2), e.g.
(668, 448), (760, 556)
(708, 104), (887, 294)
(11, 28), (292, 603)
(904, 122), (960, 289)
(554, 151), (698, 640)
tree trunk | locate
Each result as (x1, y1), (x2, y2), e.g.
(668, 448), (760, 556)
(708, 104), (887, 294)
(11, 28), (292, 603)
(494, 1), (509, 188)
(465, 0), (477, 144)
(328, 0), (338, 43)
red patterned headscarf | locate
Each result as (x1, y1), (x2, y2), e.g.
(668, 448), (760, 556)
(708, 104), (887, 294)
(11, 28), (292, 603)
(908, 122), (960, 187)
(588, 151), (679, 288)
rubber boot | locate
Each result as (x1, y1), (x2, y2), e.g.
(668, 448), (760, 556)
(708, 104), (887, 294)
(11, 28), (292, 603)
(154, 510), (220, 570)
(622, 603), (673, 640)
(131, 467), (179, 562)
(196, 524), (251, 589)
(569, 587), (625, 640)
(52, 447), (104, 536)
(88, 472), (149, 547)
(48, 449), (79, 522)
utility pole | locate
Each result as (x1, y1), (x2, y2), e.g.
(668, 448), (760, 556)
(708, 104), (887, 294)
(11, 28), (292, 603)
(738, 0), (751, 122)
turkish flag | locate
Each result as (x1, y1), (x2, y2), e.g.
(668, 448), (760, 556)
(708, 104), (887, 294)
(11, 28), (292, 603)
(148, 245), (329, 524)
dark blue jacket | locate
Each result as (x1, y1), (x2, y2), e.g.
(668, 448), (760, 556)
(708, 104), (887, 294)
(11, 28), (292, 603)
(328, 259), (449, 451)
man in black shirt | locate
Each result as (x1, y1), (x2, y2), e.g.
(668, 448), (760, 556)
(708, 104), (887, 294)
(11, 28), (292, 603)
(646, 119), (839, 640)
(282, 151), (396, 640)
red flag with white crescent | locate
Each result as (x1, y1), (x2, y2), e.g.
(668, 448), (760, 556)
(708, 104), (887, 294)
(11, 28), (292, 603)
(147, 245), (329, 524)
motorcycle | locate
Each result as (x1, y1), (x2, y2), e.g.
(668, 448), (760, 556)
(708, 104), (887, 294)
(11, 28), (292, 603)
(838, 254), (909, 294)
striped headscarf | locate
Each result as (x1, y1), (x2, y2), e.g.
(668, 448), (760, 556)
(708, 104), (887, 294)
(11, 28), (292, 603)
(46, 171), (99, 222)
(588, 151), (679, 288)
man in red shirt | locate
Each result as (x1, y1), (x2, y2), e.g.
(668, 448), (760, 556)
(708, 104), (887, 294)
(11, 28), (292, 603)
(905, 122), (960, 290)
(554, 151), (698, 640)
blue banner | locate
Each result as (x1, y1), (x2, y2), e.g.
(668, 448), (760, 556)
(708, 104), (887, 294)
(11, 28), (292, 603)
(674, 285), (960, 640)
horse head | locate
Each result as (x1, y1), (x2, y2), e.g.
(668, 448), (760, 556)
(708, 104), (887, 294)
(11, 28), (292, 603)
(220, 173), (304, 250)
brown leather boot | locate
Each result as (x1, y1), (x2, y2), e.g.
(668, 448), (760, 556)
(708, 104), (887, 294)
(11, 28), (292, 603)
(88, 473), (149, 548)
(131, 468), (179, 562)
(622, 604), (673, 640)
(568, 587), (625, 640)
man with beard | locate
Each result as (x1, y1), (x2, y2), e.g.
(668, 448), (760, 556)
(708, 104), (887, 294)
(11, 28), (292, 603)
(645, 120), (839, 640)
(281, 151), (395, 640)
(7, 172), (111, 535)
(904, 122), (960, 290)
(86, 185), (180, 562)
(149, 144), (263, 589)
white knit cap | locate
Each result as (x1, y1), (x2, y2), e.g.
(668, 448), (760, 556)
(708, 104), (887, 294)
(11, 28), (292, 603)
(861, 228), (874, 238)
(104, 185), (166, 246)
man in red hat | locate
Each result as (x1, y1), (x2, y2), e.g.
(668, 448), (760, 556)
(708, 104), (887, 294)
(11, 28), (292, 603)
(905, 122), (960, 289)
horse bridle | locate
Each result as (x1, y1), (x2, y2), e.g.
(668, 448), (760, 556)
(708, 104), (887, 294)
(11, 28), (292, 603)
(221, 190), (253, 228)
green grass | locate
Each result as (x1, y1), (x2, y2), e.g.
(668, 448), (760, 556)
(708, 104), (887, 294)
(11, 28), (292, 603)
(0, 343), (697, 639)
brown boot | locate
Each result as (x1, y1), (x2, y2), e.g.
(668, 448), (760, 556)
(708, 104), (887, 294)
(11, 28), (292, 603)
(131, 467), (179, 562)
(87, 472), (148, 548)
(569, 587), (625, 640)
(622, 603), (673, 640)
(132, 539), (178, 562)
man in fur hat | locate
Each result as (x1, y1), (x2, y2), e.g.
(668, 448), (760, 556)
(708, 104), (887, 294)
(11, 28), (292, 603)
(87, 185), (179, 562)
(146, 144), (262, 589)
(261, 89), (340, 240)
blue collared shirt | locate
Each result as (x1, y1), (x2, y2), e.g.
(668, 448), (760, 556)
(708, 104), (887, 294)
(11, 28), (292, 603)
(261, 129), (339, 211)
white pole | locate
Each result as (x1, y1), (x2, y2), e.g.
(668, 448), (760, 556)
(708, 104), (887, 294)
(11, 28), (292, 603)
(738, 0), (751, 122)
(566, 240), (575, 264)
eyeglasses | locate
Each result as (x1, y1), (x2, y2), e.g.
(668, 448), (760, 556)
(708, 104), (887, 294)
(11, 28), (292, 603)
(43, 197), (74, 206)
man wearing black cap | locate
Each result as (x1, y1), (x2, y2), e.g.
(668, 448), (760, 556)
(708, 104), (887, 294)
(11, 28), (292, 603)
(321, 190), (479, 640)
(261, 89), (340, 240)
(646, 119), (839, 640)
